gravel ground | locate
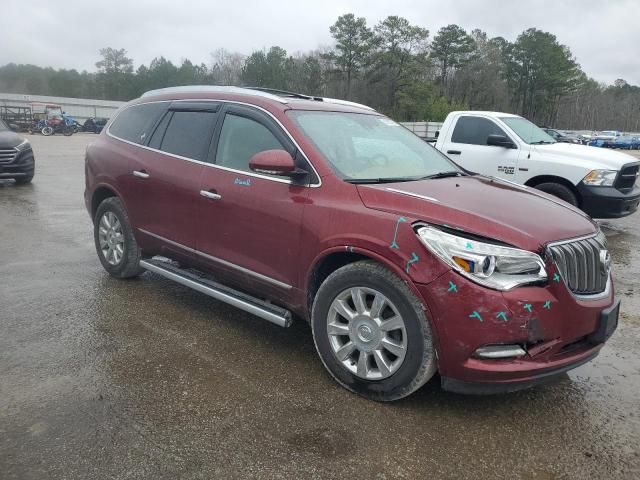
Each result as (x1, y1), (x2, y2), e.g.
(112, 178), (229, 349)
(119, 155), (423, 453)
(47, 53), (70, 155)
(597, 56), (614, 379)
(1, 134), (639, 479)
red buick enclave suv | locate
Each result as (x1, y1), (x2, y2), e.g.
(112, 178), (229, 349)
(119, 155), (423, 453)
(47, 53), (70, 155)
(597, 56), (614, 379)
(85, 86), (619, 400)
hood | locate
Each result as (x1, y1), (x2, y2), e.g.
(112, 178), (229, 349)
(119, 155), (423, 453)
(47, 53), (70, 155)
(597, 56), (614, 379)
(0, 130), (25, 149)
(533, 142), (637, 170)
(356, 176), (597, 252)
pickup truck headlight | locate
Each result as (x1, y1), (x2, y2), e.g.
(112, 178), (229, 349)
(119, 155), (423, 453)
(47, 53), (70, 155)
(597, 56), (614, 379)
(582, 169), (617, 186)
(416, 225), (547, 291)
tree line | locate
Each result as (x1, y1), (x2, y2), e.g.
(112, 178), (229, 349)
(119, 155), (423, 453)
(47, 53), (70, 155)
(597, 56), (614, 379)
(0, 13), (638, 131)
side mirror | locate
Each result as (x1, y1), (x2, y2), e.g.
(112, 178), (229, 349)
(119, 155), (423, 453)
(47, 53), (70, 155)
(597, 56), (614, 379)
(487, 134), (516, 149)
(249, 149), (303, 176)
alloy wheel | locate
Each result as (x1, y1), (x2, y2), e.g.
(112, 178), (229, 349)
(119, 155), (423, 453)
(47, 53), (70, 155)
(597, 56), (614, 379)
(98, 211), (125, 266)
(327, 287), (407, 380)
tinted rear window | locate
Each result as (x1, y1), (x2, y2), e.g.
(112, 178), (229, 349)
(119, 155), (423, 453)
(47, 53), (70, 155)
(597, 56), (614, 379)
(109, 103), (166, 144)
(159, 111), (217, 161)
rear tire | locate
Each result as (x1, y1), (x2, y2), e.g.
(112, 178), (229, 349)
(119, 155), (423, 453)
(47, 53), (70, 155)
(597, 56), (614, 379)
(94, 197), (142, 278)
(534, 182), (578, 207)
(311, 260), (437, 401)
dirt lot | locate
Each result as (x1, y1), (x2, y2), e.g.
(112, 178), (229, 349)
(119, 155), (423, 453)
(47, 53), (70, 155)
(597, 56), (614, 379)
(1, 134), (639, 479)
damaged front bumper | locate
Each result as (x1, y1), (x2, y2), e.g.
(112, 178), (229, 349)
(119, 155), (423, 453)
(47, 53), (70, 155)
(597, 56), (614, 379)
(416, 268), (617, 394)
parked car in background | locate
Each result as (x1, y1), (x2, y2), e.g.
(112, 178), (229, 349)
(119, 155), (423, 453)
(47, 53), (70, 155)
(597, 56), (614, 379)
(612, 135), (640, 150)
(542, 127), (580, 144)
(83, 117), (108, 133)
(85, 86), (619, 400)
(434, 111), (640, 218)
(0, 119), (35, 184)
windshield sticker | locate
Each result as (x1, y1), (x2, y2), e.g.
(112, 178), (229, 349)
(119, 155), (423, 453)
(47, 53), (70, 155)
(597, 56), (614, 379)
(389, 216), (406, 249)
(405, 252), (419, 273)
(469, 311), (484, 322)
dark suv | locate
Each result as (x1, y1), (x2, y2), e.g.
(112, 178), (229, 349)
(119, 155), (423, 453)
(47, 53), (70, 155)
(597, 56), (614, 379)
(85, 86), (618, 400)
(0, 119), (35, 184)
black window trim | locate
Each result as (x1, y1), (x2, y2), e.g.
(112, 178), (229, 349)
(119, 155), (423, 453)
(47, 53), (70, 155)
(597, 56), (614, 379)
(106, 99), (322, 187)
(451, 114), (518, 148)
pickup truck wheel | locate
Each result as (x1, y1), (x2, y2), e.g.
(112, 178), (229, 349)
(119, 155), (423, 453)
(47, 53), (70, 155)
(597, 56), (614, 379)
(94, 197), (142, 278)
(311, 260), (437, 401)
(534, 182), (578, 206)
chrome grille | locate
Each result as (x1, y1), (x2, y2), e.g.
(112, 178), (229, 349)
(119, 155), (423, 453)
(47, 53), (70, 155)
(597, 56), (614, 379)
(547, 231), (609, 296)
(0, 148), (17, 165)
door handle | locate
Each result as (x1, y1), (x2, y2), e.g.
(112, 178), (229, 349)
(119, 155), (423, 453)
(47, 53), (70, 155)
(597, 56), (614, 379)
(447, 150), (461, 155)
(200, 190), (222, 200)
(132, 170), (150, 179)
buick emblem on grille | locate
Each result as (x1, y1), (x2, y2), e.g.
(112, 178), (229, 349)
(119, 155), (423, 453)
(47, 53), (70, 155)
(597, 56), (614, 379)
(599, 249), (612, 275)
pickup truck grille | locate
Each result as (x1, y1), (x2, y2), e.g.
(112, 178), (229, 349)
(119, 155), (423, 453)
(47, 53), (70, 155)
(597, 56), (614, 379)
(0, 148), (17, 165)
(547, 231), (609, 296)
(615, 163), (639, 192)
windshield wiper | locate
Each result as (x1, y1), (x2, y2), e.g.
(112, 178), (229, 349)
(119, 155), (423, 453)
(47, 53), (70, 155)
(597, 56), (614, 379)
(419, 171), (464, 180)
(345, 177), (420, 184)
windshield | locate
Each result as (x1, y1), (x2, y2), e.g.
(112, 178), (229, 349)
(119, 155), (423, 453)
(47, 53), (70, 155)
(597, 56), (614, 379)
(287, 111), (459, 182)
(500, 116), (556, 145)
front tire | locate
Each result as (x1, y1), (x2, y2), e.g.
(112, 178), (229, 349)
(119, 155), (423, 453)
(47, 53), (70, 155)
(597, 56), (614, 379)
(94, 197), (142, 278)
(311, 261), (437, 401)
(534, 182), (578, 207)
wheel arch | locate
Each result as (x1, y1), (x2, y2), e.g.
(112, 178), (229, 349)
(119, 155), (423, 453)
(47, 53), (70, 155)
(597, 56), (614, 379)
(91, 185), (120, 220)
(524, 175), (582, 206)
(305, 246), (426, 321)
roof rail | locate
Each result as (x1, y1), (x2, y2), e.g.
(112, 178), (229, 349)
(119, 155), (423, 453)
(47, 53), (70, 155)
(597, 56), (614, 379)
(320, 97), (376, 111)
(247, 87), (323, 101)
(139, 85), (376, 111)
(140, 85), (288, 103)
(249, 87), (375, 111)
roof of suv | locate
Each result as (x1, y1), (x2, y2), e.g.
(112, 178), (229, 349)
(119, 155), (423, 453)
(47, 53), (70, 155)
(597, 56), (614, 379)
(137, 85), (379, 115)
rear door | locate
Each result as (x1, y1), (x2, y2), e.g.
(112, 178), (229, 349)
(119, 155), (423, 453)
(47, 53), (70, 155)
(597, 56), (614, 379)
(441, 115), (521, 179)
(125, 102), (219, 261)
(195, 104), (313, 299)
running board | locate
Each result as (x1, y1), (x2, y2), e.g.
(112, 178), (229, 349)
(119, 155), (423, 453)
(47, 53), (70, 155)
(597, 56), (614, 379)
(140, 258), (293, 328)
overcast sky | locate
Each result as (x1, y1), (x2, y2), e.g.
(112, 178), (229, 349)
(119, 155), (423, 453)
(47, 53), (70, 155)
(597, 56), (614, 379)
(4, 0), (639, 85)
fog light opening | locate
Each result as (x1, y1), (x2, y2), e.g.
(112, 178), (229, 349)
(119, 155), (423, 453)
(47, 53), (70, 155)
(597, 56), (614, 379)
(474, 344), (527, 359)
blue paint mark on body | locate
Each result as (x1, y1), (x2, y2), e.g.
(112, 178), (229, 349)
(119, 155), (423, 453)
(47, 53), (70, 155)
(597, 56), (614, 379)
(469, 311), (483, 322)
(390, 216), (407, 249)
(447, 281), (457, 293)
(553, 273), (561, 282)
(543, 300), (552, 310)
(524, 303), (533, 313)
(496, 311), (508, 321)
(405, 252), (419, 273)
(465, 241), (474, 250)
(234, 178), (251, 186)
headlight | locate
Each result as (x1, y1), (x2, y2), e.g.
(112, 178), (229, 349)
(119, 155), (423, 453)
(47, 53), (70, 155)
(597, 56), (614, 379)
(582, 169), (617, 186)
(15, 139), (31, 151)
(416, 225), (547, 291)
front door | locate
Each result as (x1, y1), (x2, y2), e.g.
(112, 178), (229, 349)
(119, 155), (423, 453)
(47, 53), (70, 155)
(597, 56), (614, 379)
(442, 115), (521, 179)
(196, 105), (311, 299)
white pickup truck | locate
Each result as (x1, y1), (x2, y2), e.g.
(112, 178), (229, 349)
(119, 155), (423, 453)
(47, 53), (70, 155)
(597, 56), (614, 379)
(434, 111), (640, 218)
